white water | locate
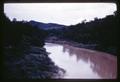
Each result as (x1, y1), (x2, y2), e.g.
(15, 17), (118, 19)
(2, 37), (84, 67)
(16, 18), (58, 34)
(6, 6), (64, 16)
(44, 43), (117, 79)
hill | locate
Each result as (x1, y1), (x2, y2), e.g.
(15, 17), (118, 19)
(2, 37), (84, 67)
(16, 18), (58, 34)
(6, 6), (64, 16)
(29, 20), (65, 30)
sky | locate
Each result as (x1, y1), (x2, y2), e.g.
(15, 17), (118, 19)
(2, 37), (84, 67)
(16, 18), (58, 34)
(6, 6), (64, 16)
(4, 3), (117, 26)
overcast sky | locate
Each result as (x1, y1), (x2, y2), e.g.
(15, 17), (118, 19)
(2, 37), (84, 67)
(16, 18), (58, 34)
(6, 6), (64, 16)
(4, 3), (116, 26)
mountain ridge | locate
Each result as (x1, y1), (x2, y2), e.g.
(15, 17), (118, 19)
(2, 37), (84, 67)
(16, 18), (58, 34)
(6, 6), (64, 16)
(29, 20), (66, 30)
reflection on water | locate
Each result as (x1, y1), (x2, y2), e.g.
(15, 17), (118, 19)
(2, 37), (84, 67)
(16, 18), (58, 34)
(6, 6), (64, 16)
(44, 43), (117, 79)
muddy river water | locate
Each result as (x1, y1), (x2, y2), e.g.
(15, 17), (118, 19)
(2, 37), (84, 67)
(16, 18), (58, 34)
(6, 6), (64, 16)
(44, 43), (117, 79)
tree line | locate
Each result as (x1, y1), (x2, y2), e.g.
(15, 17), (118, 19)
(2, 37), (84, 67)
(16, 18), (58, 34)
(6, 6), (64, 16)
(47, 12), (118, 55)
(1, 12), (48, 57)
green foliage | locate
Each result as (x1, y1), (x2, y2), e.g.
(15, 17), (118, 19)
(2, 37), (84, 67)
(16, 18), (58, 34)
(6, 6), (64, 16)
(2, 13), (48, 57)
(63, 14), (118, 54)
(47, 12), (118, 55)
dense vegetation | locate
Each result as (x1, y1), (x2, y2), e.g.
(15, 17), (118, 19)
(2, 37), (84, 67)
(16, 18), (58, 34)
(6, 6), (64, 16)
(1, 10), (118, 79)
(2, 12), (48, 58)
(1, 12), (65, 79)
(47, 12), (118, 55)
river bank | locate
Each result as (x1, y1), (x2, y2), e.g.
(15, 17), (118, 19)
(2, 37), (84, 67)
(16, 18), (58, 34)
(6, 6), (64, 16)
(3, 45), (65, 79)
(45, 36), (117, 56)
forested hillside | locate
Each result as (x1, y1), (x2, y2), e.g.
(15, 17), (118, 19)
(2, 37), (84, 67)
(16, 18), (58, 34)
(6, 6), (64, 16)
(1, 12), (65, 79)
(47, 12), (118, 55)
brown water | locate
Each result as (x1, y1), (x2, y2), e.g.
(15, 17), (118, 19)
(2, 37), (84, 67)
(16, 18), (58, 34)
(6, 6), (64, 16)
(44, 43), (117, 79)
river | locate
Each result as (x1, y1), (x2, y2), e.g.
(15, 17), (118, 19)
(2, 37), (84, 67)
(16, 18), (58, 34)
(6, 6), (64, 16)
(44, 43), (117, 79)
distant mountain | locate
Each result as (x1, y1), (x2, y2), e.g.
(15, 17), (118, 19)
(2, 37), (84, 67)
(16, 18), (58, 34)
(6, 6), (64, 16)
(29, 20), (65, 30)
